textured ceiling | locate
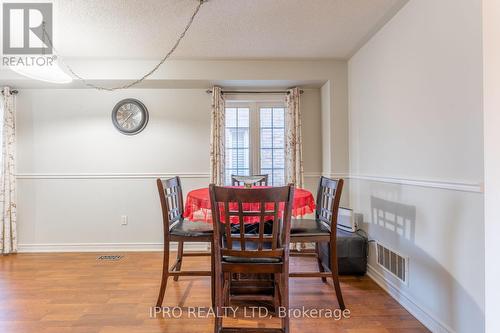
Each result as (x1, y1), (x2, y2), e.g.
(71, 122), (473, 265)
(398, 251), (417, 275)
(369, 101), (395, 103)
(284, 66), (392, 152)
(51, 0), (407, 60)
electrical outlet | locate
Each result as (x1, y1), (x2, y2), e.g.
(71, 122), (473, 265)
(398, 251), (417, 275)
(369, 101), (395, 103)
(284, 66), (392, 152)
(121, 215), (128, 225)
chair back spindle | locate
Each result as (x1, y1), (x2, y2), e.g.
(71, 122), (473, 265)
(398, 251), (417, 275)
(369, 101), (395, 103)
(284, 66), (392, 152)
(315, 177), (344, 231)
(209, 185), (294, 261)
(157, 177), (184, 234)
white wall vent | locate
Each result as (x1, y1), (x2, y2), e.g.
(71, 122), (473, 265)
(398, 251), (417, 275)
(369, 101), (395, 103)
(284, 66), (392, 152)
(376, 242), (408, 284)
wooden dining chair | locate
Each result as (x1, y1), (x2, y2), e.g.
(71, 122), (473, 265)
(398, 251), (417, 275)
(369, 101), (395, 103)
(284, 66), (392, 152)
(155, 177), (213, 308)
(209, 184), (295, 333)
(231, 174), (269, 186)
(289, 176), (346, 310)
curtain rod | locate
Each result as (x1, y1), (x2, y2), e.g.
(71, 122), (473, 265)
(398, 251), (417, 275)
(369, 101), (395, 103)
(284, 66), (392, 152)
(205, 89), (304, 95)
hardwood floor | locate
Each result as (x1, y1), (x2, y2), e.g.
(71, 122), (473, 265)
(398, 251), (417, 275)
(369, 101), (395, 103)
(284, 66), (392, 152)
(0, 252), (429, 333)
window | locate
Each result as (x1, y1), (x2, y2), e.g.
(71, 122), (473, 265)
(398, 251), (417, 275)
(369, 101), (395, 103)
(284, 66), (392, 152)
(225, 107), (250, 183)
(259, 107), (285, 186)
(224, 101), (286, 186)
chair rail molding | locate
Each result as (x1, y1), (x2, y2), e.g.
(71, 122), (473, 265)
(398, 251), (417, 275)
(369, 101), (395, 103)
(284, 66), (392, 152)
(323, 173), (482, 193)
(16, 172), (325, 180)
(15, 172), (211, 179)
(16, 172), (482, 192)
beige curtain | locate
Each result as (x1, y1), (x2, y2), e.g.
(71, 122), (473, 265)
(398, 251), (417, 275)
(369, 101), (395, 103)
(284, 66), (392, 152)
(0, 87), (17, 254)
(210, 87), (225, 185)
(285, 87), (304, 188)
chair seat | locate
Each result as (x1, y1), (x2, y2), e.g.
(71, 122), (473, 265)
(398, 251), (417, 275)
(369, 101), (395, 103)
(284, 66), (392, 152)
(223, 256), (281, 263)
(222, 237), (281, 263)
(170, 219), (213, 237)
(290, 218), (331, 237)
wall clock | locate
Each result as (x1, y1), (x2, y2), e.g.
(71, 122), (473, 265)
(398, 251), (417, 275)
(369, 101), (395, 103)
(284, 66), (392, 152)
(111, 99), (149, 135)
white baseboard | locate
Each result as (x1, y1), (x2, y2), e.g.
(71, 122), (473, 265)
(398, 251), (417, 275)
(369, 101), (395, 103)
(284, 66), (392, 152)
(367, 264), (454, 333)
(17, 242), (210, 253)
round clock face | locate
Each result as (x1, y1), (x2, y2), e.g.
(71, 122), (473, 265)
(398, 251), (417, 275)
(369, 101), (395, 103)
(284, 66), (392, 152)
(111, 99), (149, 135)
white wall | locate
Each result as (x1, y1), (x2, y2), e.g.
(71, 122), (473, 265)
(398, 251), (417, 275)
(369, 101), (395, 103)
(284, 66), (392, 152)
(3, 59), (350, 177)
(15, 87), (324, 249)
(348, 0), (484, 332)
(483, 0), (500, 332)
(9, 59), (350, 250)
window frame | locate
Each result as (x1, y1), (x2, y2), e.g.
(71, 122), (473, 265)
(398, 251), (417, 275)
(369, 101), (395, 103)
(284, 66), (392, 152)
(225, 98), (286, 185)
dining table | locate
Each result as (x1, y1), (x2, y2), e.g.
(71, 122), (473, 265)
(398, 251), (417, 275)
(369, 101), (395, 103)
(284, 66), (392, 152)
(184, 186), (316, 222)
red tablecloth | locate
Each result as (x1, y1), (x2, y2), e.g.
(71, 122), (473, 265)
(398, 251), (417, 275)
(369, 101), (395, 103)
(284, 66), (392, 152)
(184, 187), (316, 223)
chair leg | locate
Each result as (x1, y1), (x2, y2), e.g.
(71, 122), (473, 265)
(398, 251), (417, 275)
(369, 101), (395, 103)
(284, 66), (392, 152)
(156, 239), (170, 308)
(211, 240), (215, 308)
(281, 271), (290, 333)
(329, 241), (345, 310)
(315, 242), (327, 283)
(173, 241), (184, 282)
(222, 272), (230, 306)
(273, 273), (281, 312)
(214, 267), (223, 333)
